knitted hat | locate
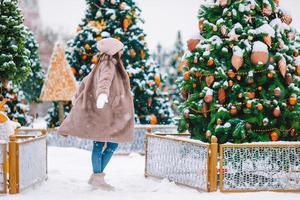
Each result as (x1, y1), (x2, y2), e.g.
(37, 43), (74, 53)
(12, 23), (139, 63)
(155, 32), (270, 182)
(96, 38), (124, 56)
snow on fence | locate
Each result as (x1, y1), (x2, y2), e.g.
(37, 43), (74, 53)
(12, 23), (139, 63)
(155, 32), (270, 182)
(219, 143), (300, 192)
(145, 132), (218, 192)
(9, 129), (48, 194)
(47, 125), (181, 154)
(0, 142), (7, 193)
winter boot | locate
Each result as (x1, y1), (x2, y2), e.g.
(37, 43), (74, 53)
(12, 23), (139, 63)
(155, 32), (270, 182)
(88, 173), (115, 191)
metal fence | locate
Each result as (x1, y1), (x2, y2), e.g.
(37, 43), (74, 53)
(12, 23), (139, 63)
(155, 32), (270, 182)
(145, 133), (218, 192)
(219, 143), (300, 192)
(47, 125), (179, 154)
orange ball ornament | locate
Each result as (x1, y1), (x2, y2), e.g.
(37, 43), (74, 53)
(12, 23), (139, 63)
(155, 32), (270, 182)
(207, 58), (214, 66)
(296, 65), (300, 76)
(123, 18), (129, 31)
(96, 36), (102, 41)
(81, 54), (87, 60)
(247, 92), (255, 99)
(271, 131), (279, 141)
(289, 95), (297, 106)
(0, 113), (8, 123)
(256, 103), (263, 111)
(246, 101), (252, 108)
(204, 94), (213, 103)
(228, 70), (236, 78)
(251, 52), (269, 65)
(257, 86), (263, 91)
(140, 50), (145, 60)
(273, 107), (281, 117)
(154, 74), (161, 87)
(92, 56), (98, 64)
(267, 71), (273, 79)
(84, 44), (91, 50)
(230, 107), (238, 115)
(183, 71), (190, 80)
(150, 114), (158, 125)
(71, 67), (77, 75)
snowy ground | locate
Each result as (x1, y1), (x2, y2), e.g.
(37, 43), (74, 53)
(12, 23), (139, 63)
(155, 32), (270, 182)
(2, 147), (300, 200)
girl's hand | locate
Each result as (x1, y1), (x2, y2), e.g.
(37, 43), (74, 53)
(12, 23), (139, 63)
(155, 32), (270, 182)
(96, 93), (108, 109)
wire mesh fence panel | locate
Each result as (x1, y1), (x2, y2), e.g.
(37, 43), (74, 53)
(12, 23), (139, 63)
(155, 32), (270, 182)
(150, 125), (178, 134)
(18, 138), (47, 190)
(145, 135), (209, 191)
(220, 143), (300, 192)
(0, 143), (7, 193)
(47, 125), (179, 154)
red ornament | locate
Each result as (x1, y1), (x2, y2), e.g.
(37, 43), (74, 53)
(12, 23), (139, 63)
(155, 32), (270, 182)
(273, 106), (281, 117)
(187, 39), (200, 52)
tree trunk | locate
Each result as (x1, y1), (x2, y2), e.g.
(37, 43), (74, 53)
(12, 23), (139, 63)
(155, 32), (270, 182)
(58, 101), (65, 123)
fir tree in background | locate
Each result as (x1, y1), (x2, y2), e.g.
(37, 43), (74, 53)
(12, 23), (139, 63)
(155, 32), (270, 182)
(20, 27), (45, 103)
(178, 0), (300, 143)
(65, 0), (172, 125)
(167, 31), (185, 115)
(2, 28), (44, 125)
(0, 0), (35, 125)
(0, 0), (31, 86)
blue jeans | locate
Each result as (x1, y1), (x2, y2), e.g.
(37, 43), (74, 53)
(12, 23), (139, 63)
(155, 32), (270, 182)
(91, 141), (118, 173)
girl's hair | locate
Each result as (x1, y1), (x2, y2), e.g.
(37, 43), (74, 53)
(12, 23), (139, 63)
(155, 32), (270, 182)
(97, 52), (129, 88)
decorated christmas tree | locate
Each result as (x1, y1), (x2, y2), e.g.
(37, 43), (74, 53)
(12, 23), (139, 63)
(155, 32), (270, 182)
(1, 28), (44, 126)
(65, 0), (172, 125)
(178, 0), (300, 143)
(1, 86), (29, 125)
(41, 43), (77, 127)
(167, 31), (185, 115)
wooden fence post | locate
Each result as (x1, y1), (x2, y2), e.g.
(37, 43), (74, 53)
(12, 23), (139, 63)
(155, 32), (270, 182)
(208, 136), (218, 192)
(9, 134), (19, 194)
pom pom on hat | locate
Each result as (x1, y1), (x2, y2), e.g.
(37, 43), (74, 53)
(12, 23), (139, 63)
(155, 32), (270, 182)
(96, 38), (124, 56)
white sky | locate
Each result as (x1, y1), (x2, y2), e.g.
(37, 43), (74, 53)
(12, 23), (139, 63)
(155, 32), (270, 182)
(39, 0), (300, 51)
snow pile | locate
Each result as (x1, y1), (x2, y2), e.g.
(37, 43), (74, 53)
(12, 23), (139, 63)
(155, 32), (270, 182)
(252, 41), (268, 52)
(233, 46), (243, 56)
(255, 24), (275, 37)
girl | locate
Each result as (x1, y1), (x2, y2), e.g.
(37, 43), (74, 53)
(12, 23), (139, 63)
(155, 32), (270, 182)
(57, 38), (135, 190)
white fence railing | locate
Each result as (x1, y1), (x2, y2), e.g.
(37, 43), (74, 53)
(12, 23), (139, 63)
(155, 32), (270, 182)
(9, 129), (48, 194)
(0, 142), (7, 194)
(47, 125), (180, 154)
